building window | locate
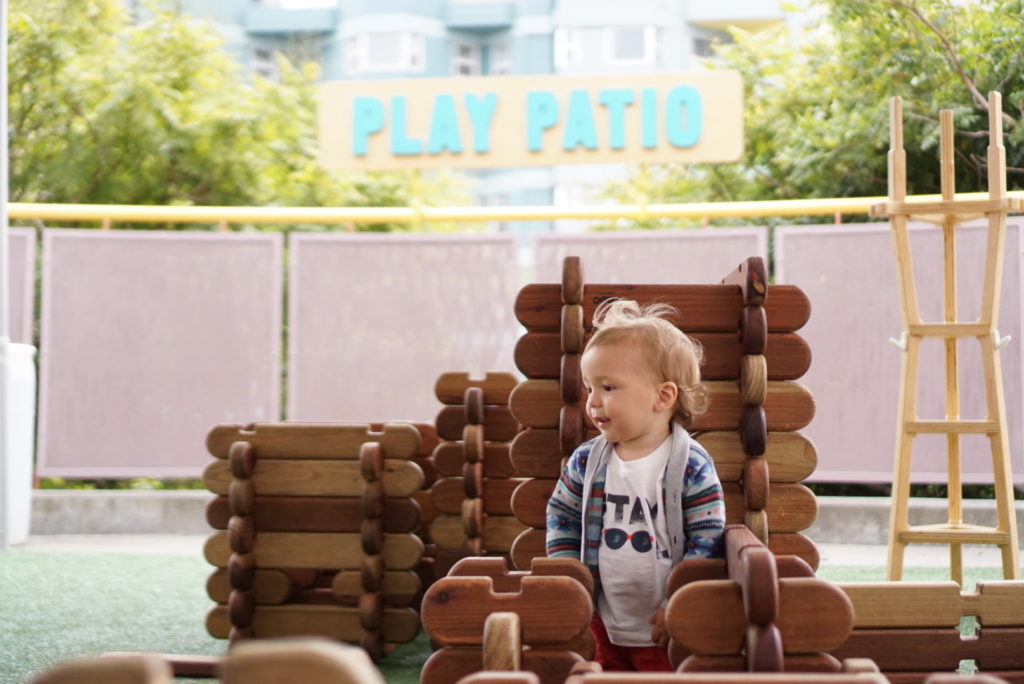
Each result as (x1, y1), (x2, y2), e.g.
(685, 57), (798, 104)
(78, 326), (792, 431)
(554, 27), (583, 68)
(345, 33), (426, 74)
(490, 41), (510, 75)
(604, 25), (660, 65)
(693, 36), (715, 58)
(252, 47), (279, 80)
(453, 42), (480, 76)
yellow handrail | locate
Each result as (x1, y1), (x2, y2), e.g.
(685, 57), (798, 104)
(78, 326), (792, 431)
(8, 192), (1024, 226)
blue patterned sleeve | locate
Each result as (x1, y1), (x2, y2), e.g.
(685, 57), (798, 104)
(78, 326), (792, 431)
(545, 442), (590, 558)
(680, 443), (726, 560)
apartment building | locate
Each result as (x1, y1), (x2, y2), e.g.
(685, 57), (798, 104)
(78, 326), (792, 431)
(178, 0), (791, 235)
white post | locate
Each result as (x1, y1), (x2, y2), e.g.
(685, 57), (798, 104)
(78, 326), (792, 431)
(1, 0), (12, 551)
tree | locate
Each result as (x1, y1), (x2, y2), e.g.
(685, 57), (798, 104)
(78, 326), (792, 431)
(7, 0), (469, 229)
(605, 0), (1024, 218)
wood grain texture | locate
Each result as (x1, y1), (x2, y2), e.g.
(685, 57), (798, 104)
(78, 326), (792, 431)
(430, 477), (523, 515)
(436, 406), (521, 442)
(667, 577), (854, 655)
(205, 604), (419, 643)
(514, 284), (810, 333)
(721, 256), (768, 307)
(421, 576), (591, 647)
(829, 628), (966, 670)
(206, 423), (420, 460)
(694, 432), (817, 483)
(432, 441), (514, 478)
(420, 648), (582, 684)
(221, 639), (384, 684)
(331, 570), (420, 606)
(511, 478), (557, 529)
(723, 483), (817, 533)
(428, 514), (526, 553)
(204, 459), (424, 499)
(508, 379), (814, 432)
(206, 568), (292, 605)
(513, 332), (811, 382)
(434, 372), (520, 406)
(839, 582), (963, 628)
(205, 496), (421, 534)
(204, 531), (423, 571)
(447, 556), (594, 597)
(483, 612), (522, 671)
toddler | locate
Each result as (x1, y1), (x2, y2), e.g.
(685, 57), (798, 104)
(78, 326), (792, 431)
(545, 298), (725, 672)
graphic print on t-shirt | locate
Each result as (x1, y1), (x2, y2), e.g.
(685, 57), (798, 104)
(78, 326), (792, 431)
(602, 491), (669, 557)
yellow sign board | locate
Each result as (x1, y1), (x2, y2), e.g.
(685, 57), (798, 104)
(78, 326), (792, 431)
(318, 71), (743, 170)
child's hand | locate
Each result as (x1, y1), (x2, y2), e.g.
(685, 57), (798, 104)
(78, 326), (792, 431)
(649, 607), (669, 648)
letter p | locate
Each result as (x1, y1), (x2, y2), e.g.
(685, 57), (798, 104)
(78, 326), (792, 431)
(352, 97), (384, 157)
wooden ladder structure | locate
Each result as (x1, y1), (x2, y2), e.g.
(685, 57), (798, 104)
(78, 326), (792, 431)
(872, 92), (1022, 584)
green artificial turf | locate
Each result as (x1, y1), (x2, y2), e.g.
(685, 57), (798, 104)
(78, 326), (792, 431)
(1, 550), (1018, 683)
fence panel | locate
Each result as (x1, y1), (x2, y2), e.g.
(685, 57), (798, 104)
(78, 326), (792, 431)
(287, 234), (520, 422)
(36, 229), (282, 478)
(532, 227), (768, 283)
(9, 227), (36, 345)
(775, 221), (1024, 484)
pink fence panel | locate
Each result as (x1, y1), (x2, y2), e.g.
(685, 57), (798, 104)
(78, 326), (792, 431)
(8, 227), (36, 344)
(775, 221), (1024, 484)
(287, 234), (520, 422)
(532, 228), (768, 284)
(36, 229), (282, 478)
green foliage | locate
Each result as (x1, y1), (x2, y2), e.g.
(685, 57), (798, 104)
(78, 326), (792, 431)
(7, 0), (470, 230)
(38, 477), (205, 490)
(605, 0), (1024, 219)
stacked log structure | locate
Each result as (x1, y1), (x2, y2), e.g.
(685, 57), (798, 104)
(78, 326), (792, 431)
(201, 422), (424, 661)
(428, 373), (526, 578)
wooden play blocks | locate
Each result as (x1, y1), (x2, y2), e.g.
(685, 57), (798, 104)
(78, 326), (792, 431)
(202, 422), (427, 661)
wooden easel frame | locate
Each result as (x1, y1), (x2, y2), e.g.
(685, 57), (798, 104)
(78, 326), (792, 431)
(872, 93), (1022, 584)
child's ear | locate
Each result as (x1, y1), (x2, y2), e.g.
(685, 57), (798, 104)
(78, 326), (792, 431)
(655, 381), (678, 412)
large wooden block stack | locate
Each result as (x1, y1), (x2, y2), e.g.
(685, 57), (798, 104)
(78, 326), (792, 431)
(832, 580), (1024, 681)
(505, 256), (819, 570)
(428, 373), (526, 578)
(201, 422), (425, 661)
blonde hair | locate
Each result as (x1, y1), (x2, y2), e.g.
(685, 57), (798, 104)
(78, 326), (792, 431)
(585, 299), (708, 427)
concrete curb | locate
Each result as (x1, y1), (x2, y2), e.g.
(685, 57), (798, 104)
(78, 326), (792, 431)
(28, 490), (1024, 545)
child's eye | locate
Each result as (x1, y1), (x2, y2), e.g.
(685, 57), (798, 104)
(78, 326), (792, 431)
(584, 386), (592, 394)
(603, 385), (614, 392)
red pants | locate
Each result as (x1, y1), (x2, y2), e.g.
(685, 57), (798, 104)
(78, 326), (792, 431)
(589, 613), (673, 672)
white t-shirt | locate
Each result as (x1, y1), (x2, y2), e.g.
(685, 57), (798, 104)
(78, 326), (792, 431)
(596, 436), (673, 646)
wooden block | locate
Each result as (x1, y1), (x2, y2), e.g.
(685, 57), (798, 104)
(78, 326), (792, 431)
(767, 532), (819, 571)
(421, 648), (582, 684)
(435, 372), (520, 406)
(695, 432), (816, 483)
(331, 570), (420, 606)
(459, 674), (540, 684)
(203, 531), (423, 571)
(448, 556), (593, 596)
(221, 639), (384, 684)
(746, 622), (784, 671)
(429, 514), (527, 553)
(511, 478), (556, 529)
(513, 284), (810, 333)
(721, 256), (768, 306)
(513, 332), (811, 382)
(839, 582), (963, 628)
(722, 483), (818, 533)
(667, 577), (853, 655)
(430, 477), (523, 515)
(510, 429), (564, 479)
(203, 459), (424, 498)
(29, 654), (174, 684)
(483, 612), (522, 671)
(562, 255), (584, 305)
(829, 628), (965, 670)
(436, 406), (520, 442)
(422, 576), (591, 647)
(508, 380), (814, 432)
(975, 626), (1024, 669)
(975, 581), (1024, 626)
(510, 527), (547, 570)
(206, 604), (419, 643)
(206, 568), (292, 605)
(205, 496), (420, 534)
(206, 423), (420, 460)
(432, 441), (514, 478)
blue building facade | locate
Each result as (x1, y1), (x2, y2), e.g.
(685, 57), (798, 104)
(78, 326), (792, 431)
(177, 0), (789, 235)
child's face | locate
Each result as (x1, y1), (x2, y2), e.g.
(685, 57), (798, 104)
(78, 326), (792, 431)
(581, 340), (676, 461)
